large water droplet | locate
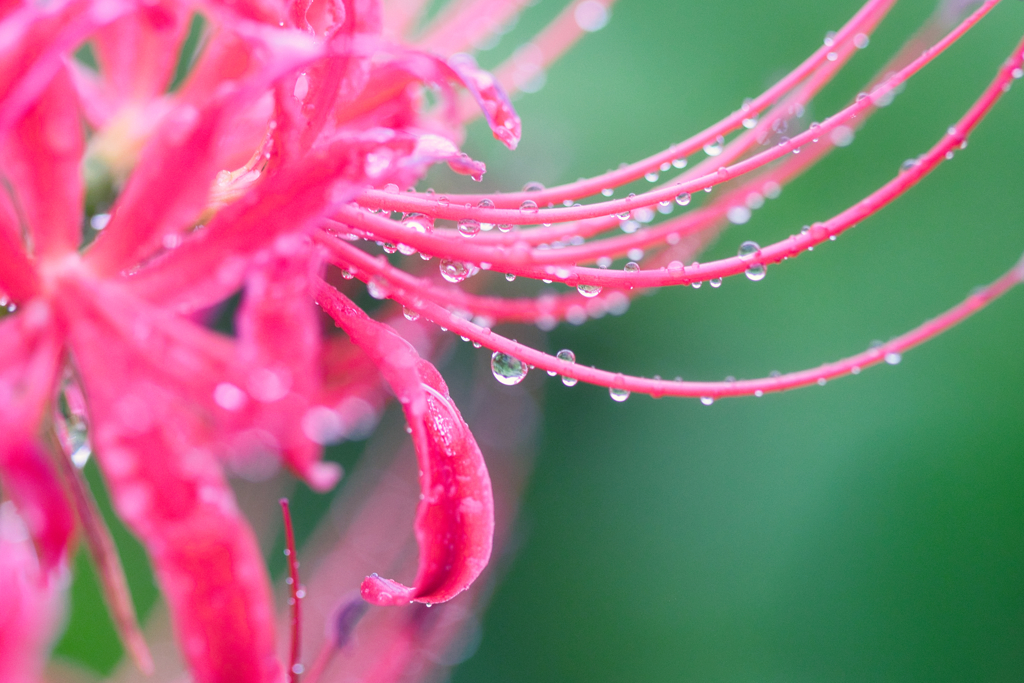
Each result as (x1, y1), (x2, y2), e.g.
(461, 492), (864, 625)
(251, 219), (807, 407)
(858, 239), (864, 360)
(403, 307), (420, 321)
(884, 351), (902, 365)
(609, 387), (630, 402)
(577, 283), (602, 298)
(675, 192), (691, 207)
(402, 213), (434, 233)
(745, 264), (767, 281)
(700, 396), (714, 406)
(440, 259), (469, 283)
(623, 261), (640, 273)
(491, 352), (528, 385)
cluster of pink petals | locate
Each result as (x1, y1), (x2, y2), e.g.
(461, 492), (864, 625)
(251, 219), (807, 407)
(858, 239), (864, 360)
(0, 0), (1022, 681)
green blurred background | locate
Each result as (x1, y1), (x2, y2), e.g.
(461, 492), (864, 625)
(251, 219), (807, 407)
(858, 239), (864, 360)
(55, 0), (1024, 681)
(450, 1), (1024, 681)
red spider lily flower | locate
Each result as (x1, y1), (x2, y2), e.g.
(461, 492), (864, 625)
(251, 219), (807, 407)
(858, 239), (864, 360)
(0, 0), (1022, 682)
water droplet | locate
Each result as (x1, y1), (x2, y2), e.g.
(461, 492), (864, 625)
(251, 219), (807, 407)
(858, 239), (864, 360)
(703, 136), (724, 157)
(854, 32), (870, 49)
(523, 181), (545, 192)
(745, 264), (766, 281)
(402, 213), (434, 233)
(737, 241), (761, 260)
(742, 115), (759, 129)
(675, 192), (691, 206)
(620, 219), (639, 234)
(553, 349), (578, 386)
(884, 351), (902, 365)
(439, 259), (469, 283)
(826, 51), (838, 62)
(403, 307), (420, 321)
(671, 157), (687, 169)
(899, 158), (920, 173)
(90, 213), (110, 231)
(609, 387), (630, 402)
(754, 389), (764, 397)
(623, 261), (640, 273)
(577, 283), (602, 298)
(56, 373), (92, 467)
(340, 269), (354, 280)
(644, 171), (659, 182)
(700, 396), (714, 406)
(458, 219), (481, 237)
(817, 378), (827, 386)
(709, 277), (722, 288)
(382, 242), (397, 254)
(727, 206), (752, 224)
(491, 352), (528, 385)
(367, 277), (388, 300)
(519, 199), (538, 216)
(505, 273), (516, 282)
(497, 223), (513, 232)
(601, 188), (614, 197)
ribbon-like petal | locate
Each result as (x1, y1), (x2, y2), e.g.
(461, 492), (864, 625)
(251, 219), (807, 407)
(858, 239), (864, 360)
(315, 281), (494, 606)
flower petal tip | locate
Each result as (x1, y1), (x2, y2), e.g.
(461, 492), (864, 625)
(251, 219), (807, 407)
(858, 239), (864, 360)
(360, 573), (415, 606)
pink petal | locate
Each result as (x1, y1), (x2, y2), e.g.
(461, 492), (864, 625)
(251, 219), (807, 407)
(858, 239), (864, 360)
(0, 188), (39, 303)
(91, 2), (190, 106)
(315, 282), (494, 606)
(0, 504), (66, 683)
(3, 67), (84, 259)
(235, 234), (341, 490)
(0, 303), (73, 573)
(0, 0), (132, 135)
(126, 133), (413, 311)
(61, 281), (283, 683)
(446, 53), (521, 150)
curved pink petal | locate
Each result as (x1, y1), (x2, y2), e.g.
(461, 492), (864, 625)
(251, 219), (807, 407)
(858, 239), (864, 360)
(314, 281), (493, 606)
